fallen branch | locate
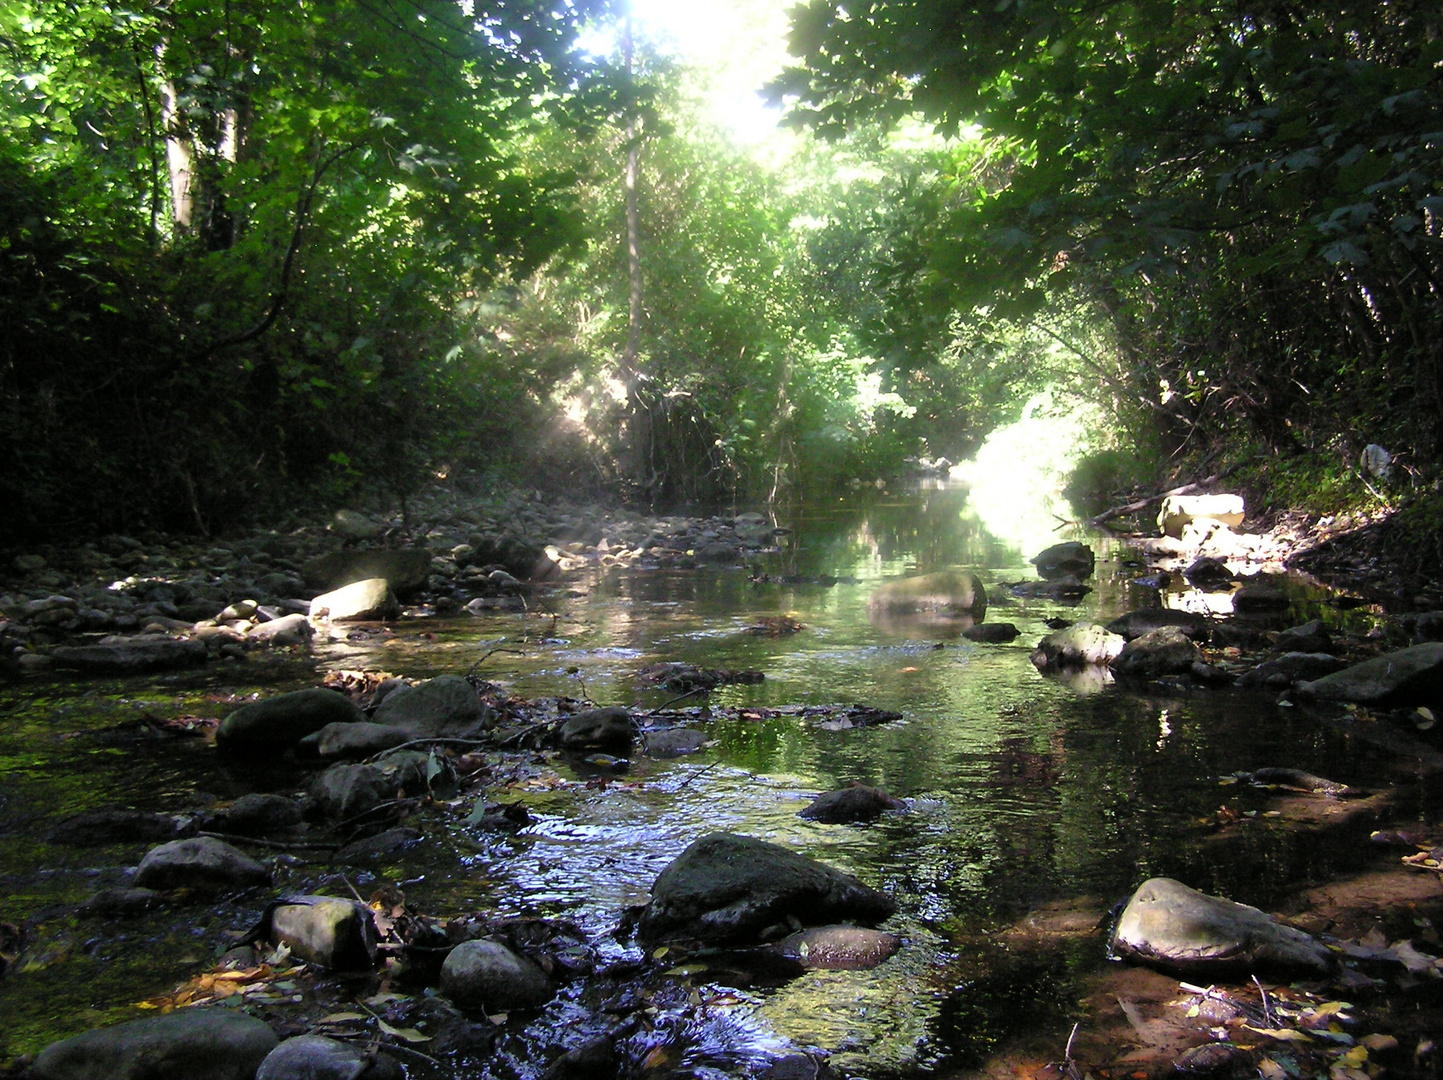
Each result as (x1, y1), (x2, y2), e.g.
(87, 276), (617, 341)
(1087, 460), (1250, 529)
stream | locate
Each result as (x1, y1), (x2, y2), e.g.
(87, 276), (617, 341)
(0, 481), (1409, 1076)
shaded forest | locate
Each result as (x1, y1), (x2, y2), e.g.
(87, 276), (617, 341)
(2, 0), (1440, 544)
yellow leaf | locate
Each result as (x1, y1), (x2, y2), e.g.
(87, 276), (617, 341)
(376, 1018), (431, 1043)
(651, 947), (670, 960)
(1361, 1034), (1398, 1052)
(1245, 1026), (1313, 1043)
(1258, 1058), (1287, 1080)
(318, 1011), (367, 1023)
(1340, 1046), (1368, 1068)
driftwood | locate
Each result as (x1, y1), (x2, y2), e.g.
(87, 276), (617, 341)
(1087, 461), (1249, 529)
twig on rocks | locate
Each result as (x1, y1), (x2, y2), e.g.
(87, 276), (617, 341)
(197, 831), (340, 851)
(365, 737), (493, 763)
(1251, 974), (1275, 1028)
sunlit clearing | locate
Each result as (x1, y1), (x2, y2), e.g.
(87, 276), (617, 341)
(950, 392), (1103, 557)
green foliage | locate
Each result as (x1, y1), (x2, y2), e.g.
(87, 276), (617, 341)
(774, 0), (1443, 480)
(0, 0), (610, 541)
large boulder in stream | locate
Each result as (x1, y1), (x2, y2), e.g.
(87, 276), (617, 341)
(559, 706), (632, 749)
(798, 784), (905, 823)
(30, 1007), (278, 1080)
(309, 578), (399, 622)
(867, 570), (987, 617)
(1294, 642), (1443, 707)
(636, 832), (895, 946)
(132, 836), (270, 893)
(371, 674), (491, 738)
(1106, 609), (1210, 642)
(217, 688), (364, 753)
(1111, 877), (1332, 975)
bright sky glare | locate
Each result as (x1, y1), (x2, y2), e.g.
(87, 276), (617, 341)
(581, 0), (793, 144)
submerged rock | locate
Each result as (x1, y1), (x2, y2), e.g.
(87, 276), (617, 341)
(868, 571), (987, 616)
(963, 622), (1020, 643)
(30, 1007), (278, 1080)
(636, 832), (895, 946)
(1111, 877), (1331, 975)
(773, 925), (902, 970)
(1294, 642), (1443, 707)
(798, 783), (905, 823)
(257, 1034), (402, 1080)
(50, 636), (208, 675)
(644, 728), (709, 758)
(217, 688), (364, 753)
(1272, 619), (1334, 655)
(132, 836), (270, 893)
(214, 793), (304, 836)
(1031, 623), (1125, 669)
(441, 938), (554, 1012)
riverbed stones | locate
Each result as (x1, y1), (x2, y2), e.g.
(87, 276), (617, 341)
(1294, 642), (1443, 707)
(798, 784), (905, 823)
(217, 687), (364, 752)
(1272, 619), (1334, 655)
(29, 1008), (279, 1080)
(213, 793), (304, 836)
(246, 613), (314, 647)
(867, 570), (987, 616)
(1030, 541), (1094, 580)
(1109, 626), (1203, 678)
(1238, 652), (1346, 689)
(302, 720), (411, 759)
(1158, 494), (1245, 538)
(773, 925), (902, 970)
(310, 754), (431, 824)
(133, 836), (271, 892)
(309, 578), (399, 622)
(268, 896), (379, 971)
(50, 635), (208, 675)
(1111, 877), (1332, 975)
(636, 832), (896, 946)
(256, 1035), (402, 1080)
(558, 706), (632, 749)
(440, 938), (554, 1012)
(371, 674), (490, 738)
(1030, 623), (1125, 670)
(1106, 609), (1211, 642)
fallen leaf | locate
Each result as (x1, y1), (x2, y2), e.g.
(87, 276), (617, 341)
(1360, 1034), (1398, 1052)
(376, 1018), (431, 1043)
(1245, 1027), (1313, 1043)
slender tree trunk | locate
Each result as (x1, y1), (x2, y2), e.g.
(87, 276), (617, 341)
(156, 43), (194, 234)
(619, 8), (651, 490)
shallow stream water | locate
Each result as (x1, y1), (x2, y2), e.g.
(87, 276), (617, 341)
(0, 482), (1404, 1076)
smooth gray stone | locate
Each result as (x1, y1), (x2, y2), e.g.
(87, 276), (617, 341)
(441, 938), (554, 1011)
(30, 1008), (278, 1080)
(257, 1034), (402, 1080)
(217, 688), (364, 752)
(133, 836), (270, 892)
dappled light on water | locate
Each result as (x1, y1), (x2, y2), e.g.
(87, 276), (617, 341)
(950, 392), (1103, 556)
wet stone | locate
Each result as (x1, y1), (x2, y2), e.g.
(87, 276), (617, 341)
(636, 832), (896, 946)
(644, 728), (709, 758)
(963, 622), (1021, 643)
(29, 1007), (278, 1080)
(48, 808), (195, 846)
(133, 836), (271, 893)
(334, 826), (424, 865)
(371, 674), (490, 738)
(773, 925), (902, 970)
(559, 706), (633, 749)
(441, 938), (554, 1012)
(798, 784), (905, 823)
(216, 688), (364, 753)
(268, 896), (379, 971)
(256, 1034), (403, 1080)
(214, 793), (304, 836)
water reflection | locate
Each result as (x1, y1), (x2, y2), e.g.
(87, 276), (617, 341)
(0, 480), (1393, 1074)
